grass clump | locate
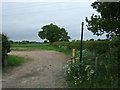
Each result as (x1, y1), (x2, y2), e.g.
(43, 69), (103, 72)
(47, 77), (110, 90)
(7, 55), (27, 66)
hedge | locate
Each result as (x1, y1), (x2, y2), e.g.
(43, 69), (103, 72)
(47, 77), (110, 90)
(51, 41), (111, 55)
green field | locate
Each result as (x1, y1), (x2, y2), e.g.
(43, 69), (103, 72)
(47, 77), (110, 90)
(8, 43), (71, 67)
(11, 43), (71, 55)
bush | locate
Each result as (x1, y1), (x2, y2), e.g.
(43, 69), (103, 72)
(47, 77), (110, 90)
(2, 34), (11, 67)
(65, 54), (118, 88)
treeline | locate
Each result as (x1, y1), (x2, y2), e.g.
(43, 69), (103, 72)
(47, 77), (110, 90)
(9, 40), (48, 44)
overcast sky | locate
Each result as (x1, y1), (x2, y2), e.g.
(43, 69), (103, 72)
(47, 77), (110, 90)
(2, 1), (107, 42)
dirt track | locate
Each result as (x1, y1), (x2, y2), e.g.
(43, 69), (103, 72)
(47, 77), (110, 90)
(2, 50), (68, 88)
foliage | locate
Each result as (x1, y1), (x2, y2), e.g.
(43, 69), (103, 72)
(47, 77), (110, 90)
(7, 55), (27, 66)
(52, 40), (119, 88)
(2, 34), (11, 53)
(84, 41), (110, 56)
(2, 34), (11, 67)
(38, 23), (71, 42)
(86, 2), (120, 38)
(9, 40), (14, 44)
(52, 40), (111, 56)
(20, 40), (30, 44)
(85, 2), (120, 88)
(64, 50), (118, 88)
(44, 40), (48, 43)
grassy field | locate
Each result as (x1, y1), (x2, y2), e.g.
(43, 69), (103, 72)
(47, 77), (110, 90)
(11, 43), (71, 55)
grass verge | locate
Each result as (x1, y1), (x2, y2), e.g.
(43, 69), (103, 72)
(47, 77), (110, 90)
(7, 55), (27, 66)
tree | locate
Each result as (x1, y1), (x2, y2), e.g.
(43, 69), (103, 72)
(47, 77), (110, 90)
(89, 38), (94, 41)
(21, 40), (30, 44)
(38, 23), (71, 43)
(86, 2), (120, 86)
(2, 34), (11, 67)
(44, 40), (48, 43)
(9, 40), (14, 44)
(86, 2), (120, 38)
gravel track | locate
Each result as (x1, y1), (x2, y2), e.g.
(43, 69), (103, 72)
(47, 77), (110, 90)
(2, 50), (68, 88)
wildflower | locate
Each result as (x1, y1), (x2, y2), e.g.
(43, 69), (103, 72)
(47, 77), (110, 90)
(85, 65), (91, 71)
(79, 81), (82, 83)
(90, 69), (94, 74)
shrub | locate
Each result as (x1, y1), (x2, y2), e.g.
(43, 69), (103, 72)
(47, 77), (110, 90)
(65, 56), (118, 88)
(2, 34), (11, 67)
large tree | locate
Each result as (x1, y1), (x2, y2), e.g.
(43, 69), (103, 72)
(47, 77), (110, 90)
(38, 23), (71, 42)
(86, 2), (120, 85)
(86, 2), (120, 38)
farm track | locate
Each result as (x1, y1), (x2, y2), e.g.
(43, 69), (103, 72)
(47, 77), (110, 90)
(2, 50), (68, 88)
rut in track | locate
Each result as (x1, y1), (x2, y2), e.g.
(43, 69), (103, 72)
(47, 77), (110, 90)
(2, 50), (68, 88)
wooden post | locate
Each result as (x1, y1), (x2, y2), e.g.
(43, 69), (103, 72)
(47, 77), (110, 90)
(95, 57), (99, 71)
(72, 48), (76, 63)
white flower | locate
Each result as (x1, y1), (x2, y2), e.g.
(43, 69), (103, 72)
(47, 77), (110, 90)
(90, 69), (94, 74)
(85, 65), (91, 71)
(68, 67), (71, 71)
(79, 81), (82, 83)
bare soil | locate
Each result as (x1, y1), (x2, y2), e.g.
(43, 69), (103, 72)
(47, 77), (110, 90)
(2, 50), (68, 88)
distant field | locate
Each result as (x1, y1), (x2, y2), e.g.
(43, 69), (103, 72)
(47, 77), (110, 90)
(11, 43), (71, 55)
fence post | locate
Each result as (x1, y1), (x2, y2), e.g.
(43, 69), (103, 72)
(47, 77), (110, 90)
(95, 57), (99, 71)
(72, 48), (76, 63)
(80, 22), (84, 63)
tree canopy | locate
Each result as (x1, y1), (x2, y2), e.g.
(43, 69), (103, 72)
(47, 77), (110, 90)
(86, 2), (120, 38)
(38, 23), (71, 42)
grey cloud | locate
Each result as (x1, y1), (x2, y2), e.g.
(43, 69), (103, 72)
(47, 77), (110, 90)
(2, 2), (106, 41)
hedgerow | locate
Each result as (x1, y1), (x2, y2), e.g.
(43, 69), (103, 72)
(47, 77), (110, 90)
(52, 38), (118, 88)
(51, 40), (111, 55)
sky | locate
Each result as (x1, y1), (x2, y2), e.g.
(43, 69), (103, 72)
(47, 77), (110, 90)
(1, 0), (107, 42)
